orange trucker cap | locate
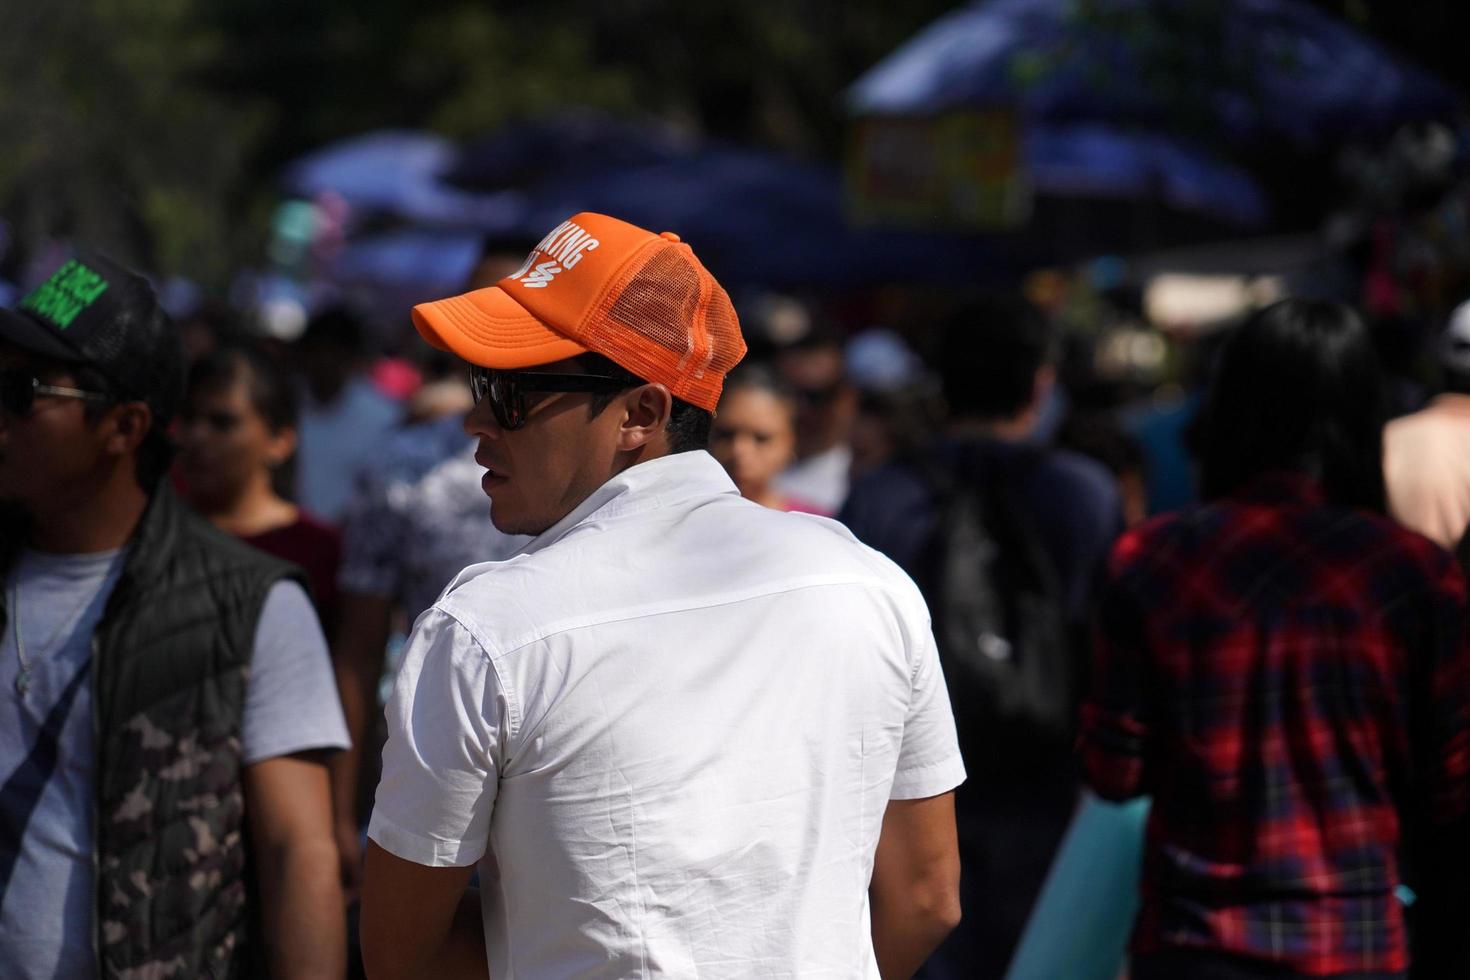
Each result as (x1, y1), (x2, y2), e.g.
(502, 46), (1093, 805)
(412, 212), (746, 412)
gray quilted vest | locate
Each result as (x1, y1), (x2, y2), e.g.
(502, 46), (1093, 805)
(87, 485), (298, 977)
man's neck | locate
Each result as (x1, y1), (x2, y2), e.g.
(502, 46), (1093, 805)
(26, 475), (150, 555)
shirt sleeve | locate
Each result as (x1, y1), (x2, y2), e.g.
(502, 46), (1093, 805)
(890, 612), (967, 800)
(242, 580), (351, 765)
(1077, 538), (1153, 802)
(367, 607), (506, 867)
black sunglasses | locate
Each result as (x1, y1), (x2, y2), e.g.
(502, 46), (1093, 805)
(468, 366), (631, 431)
(0, 370), (111, 418)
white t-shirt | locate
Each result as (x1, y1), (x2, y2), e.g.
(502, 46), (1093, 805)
(0, 549), (350, 979)
(369, 451), (965, 979)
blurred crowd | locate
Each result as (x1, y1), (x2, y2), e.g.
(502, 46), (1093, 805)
(7, 220), (1470, 979)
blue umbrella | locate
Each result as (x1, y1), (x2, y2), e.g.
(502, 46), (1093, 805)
(849, 0), (1459, 150)
(326, 228), (485, 314)
(284, 117), (1006, 289)
(280, 130), (525, 230)
(443, 109), (692, 191)
(1026, 123), (1266, 225)
(504, 143), (998, 287)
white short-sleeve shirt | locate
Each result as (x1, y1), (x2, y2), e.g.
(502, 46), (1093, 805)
(369, 451), (964, 979)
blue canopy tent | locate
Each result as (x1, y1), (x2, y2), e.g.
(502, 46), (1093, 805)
(847, 0), (1459, 151)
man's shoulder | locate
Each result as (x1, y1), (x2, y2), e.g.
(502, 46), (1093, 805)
(437, 500), (925, 650)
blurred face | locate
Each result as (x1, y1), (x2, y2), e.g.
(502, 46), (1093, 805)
(777, 345), (854, 457)
(176, 375), (292, 506)
(709, 386), (796, 500)
(463, 357), (629, 536)
(0, 346), (112, 514)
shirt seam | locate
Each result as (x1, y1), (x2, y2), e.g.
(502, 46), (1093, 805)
(452, 574), (917, 661)
(425, 603), (523, 741)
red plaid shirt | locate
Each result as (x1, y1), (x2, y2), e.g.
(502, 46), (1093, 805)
(1079, 473), (1470, 975)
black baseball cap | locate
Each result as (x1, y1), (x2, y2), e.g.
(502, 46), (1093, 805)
(0, 252), (185, 425)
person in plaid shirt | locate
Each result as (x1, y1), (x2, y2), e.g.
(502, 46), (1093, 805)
(1079, 299), (1470, 979)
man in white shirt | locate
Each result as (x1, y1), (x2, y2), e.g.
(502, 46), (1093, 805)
(362, 212), (964, 979)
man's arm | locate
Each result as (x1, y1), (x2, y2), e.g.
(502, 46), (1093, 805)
(361, 841), (485, 980)
(868, 791), (961, 980)
(328, 590), (394, 900)
(245, 750), (346, 980)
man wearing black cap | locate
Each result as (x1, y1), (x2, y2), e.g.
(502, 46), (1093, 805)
(0, 254), (350, 978)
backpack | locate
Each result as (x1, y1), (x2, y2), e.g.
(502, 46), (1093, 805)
(915, 444), (1076, 782)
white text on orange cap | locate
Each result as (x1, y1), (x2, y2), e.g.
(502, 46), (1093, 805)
(508, 220), (602, 289)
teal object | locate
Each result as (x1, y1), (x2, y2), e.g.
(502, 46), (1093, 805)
(1004, 793), (1150, 980)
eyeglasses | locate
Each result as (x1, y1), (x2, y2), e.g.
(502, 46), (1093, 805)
(0, 370), (112, 418)
(468, 366), (631, 431)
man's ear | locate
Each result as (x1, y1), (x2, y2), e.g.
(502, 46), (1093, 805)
(617, 384), (673, 453)
(100, 401), (154, 458)
(265, 425), (298, 469)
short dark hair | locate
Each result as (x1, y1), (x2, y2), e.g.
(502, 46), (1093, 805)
(721, 362), (796, 407)
(187, 345), (298, 433)
(72, 363), (175, 492)
(935, 293), (1053, 420)
(573, 353), (713, 454)
(1195, 299), (1386, 511)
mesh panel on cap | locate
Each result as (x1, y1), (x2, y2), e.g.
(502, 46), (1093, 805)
(603, 246), (702, 357)
(701, 286), (743, 378)
(581, 240), (745, 411)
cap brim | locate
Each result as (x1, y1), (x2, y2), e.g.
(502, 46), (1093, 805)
(0, 307), (86, 363)
(412, 286), (587, 369)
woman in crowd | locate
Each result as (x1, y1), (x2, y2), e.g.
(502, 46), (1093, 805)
(710, 363), (824, 514)
(177, 345), (342, 630)
(1078, 299), (1470, 979)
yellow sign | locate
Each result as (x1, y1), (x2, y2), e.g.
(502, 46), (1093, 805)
(847, 110), (1031, 231)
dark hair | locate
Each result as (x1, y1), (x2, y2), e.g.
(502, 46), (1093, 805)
(72, 364), (176, 492)
(1057, 412), (1147, 479)
(187, 345), (299, 433)
(721, 362), (796, 409)
(1445, 366), (1470, 396)
(298, 305), (368, 354)
(935, 293), (1054, 420)
(573, 352), (714, 454)
(1195, 299), (1386, 511)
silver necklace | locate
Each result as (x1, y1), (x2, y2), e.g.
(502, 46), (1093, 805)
(10, 584), (94, 697)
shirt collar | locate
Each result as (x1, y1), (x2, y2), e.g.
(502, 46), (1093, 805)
(521, 450), (739, 555)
